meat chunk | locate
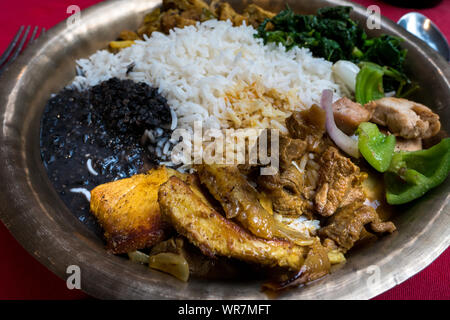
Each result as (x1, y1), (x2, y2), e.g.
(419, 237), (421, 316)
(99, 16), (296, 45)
(339, 186), (366, 208)
(319, 203), (396, 251)
(258, 163), (313, 217)
(254, 133), (306, 172)
(263, 239), (331, 290)
(258, 134), (318, 217)
(314, 147), (367, 216)
(289, 240), (331, 285)
(394, 137), (422, 152)
(158, 176), (309, 270)
(160, 10), (197, 33)
(278, 135), (307, 171)
(286, 105), (327, 153)
(368, 97), (441, 139)
(332, 97), (374, 135)
(244, 135), (311, 215)
(217, 3), (246, 25)
(278, 164), (305, 196)
(258, 182), (312, 217)
(243, 4), (276, 28)
(139, 0), (214, 36)
(137, 7), (161, 37)
(197, 164), (313, 245)
(90, 167), (178, 254)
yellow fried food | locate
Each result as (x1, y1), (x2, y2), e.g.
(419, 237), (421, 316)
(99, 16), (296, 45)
(90, 166), (181, 254)
(109, 40), (135, 50)
(327, 250), (346, 265)
(158, 176), (308, 270)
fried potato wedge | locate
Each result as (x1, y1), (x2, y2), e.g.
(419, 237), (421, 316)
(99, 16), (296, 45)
(90, 166), (181, 254)
(158, 176), (308, 270)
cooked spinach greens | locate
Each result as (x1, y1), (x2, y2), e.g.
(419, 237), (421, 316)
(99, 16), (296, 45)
(256, 6), (416, 95)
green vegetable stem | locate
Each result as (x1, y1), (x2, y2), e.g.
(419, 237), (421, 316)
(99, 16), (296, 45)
(357, 122), (396, 172)
(385, 138), (450, 205)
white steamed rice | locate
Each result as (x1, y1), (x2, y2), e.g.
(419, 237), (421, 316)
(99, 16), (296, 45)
(68, 19), (335, 231)
(71, 20), (342, 133)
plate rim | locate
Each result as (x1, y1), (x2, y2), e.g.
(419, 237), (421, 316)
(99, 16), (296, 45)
(0, 0), (449, 300)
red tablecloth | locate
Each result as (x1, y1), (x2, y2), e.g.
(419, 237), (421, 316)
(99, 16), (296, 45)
(0, 0), (448, 300)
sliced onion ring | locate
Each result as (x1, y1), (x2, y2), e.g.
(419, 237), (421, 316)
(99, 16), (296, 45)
(321, 89), (360, 158)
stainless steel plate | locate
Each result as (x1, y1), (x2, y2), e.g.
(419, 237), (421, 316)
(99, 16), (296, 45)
(0, 0), (449, 300)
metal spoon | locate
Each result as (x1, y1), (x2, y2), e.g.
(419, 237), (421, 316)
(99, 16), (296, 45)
(398, 12), (450, 61)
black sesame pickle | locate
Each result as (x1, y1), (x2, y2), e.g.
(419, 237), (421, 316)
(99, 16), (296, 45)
(40, 78), (173, 230)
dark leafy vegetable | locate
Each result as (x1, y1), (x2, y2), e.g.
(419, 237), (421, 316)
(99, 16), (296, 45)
(257, 6), (362, 61)
(256, 6), (417, 97)
(357, 122), (396, 172)
(384, 138), (450, 205)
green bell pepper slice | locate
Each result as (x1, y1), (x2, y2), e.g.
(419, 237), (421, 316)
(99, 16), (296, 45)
(355, 62), (385, 104)
(357, 122), (396, 172)
(385, 138), (450, 205)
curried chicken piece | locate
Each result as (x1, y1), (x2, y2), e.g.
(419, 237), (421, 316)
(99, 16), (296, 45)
(367, 97), (441, 139)
(258, 134), (315, 217)
(217, 2), (246, 26)
(258, 164), (314, 217)
(278, 164), (305, 196)
(339, 186), (366, 208)
(90, 166), (182, 254)
(269, 189), (312, 217)
(243, 4), (276, 28)
(263, 239), (331, 290)
(278, 135), (307, 171)
(332, 97), (374, 135)
(319, 202), (396, 252)
(160, 10), (197, 33)
(137, 0), (215, 37)
(137, 7), (163, 37)
(286, 240), (330, 285)
(254, 132), (307, 171)
(158, 176), (309, 270)
(286, 105), (328, 153)
(314, 146), (367, 217)
(197, 164), (314, 245)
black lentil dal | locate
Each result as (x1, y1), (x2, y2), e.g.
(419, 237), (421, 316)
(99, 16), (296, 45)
(40, 78), (173, 229)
